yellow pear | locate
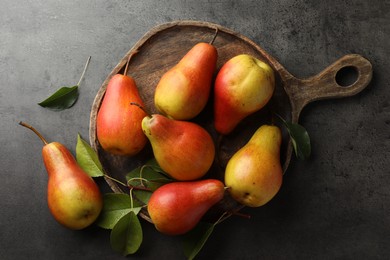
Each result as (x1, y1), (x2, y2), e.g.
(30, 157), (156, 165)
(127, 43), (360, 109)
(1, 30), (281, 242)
(225, 125), (282, 207)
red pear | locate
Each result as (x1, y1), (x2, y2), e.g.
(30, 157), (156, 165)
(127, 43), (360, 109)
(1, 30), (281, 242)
(141, 114), (215, 181)
(147, 179), (225, 235)
(214, 54), (275, 135)
(96, 55), (147, 156)
(19, 122), (103, 230)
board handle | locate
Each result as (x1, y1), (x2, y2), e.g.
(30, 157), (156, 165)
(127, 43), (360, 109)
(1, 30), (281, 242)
(286, 54), (373, 121)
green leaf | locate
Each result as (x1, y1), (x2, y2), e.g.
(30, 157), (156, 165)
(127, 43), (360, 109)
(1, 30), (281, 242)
(38, 56), (91, 110)
(38, 85), (79, 110)
(96, 193), (142, 229)
(126, 159), (172, 192)
(110, 211), (143, 256)
(276, 115), (311, 160)
(182, 222), (215, 260)
(76, 134), (104, 177)
(133, 190), (153, 205)
(284, 121), (311, 160)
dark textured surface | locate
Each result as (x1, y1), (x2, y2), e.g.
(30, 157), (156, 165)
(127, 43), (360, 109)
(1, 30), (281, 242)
(1, 1), (389, 259)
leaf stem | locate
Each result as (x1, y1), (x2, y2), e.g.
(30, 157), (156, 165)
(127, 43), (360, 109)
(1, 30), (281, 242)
(214, 211), (228, 226)
(127, 176), (149, 188)
(129, 188), (134, 209)
(104, 174), (127, 187)
(77, 56), (91, 86)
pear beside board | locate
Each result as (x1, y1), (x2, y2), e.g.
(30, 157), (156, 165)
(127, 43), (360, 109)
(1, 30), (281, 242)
(19, 122), (103, 230)
(225, 124), (283, 207)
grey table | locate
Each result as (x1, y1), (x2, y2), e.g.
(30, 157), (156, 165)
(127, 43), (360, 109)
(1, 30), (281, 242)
(1, 1), (389, 259)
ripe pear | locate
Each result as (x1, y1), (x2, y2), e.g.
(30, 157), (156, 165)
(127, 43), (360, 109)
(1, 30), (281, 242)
(214, 54), (275, 135)
(154, 39), (218, 120)
(147, 179), (225, 235)
(141, 114), (215, 181)
(96, 71), (147, 156)
(225, 125), (282, 207)
(19, 122), (103, 230)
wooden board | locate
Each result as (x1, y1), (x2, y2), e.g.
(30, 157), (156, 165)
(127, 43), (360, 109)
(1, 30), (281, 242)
(89, 20), (372, 223)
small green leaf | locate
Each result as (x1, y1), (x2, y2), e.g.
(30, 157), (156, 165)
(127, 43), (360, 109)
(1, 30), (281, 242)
(96, 193), (142, 229)
(182, 222), (215, 260)
(284, 121), (311, 160)
(110, 211), (143, 256)
(76, 134), (104, 177)
(38, 85), (79, 110)
(38, 56), (91, 110)
(276, 114), (311, 160)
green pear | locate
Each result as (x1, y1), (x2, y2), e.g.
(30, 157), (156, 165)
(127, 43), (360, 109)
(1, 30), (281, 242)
(225, 125), (282, 207)
(147, 179), (225, 235)
(19, 122), (103, 230)
(141, 114), (215, 181)
(214, 54), (275, 135)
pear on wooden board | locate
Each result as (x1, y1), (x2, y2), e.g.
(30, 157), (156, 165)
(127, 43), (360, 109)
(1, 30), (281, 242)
(214, 54), (275, 135)
(19, 122), (103, 230)
(141, 114), (215, 181)
(225, 124), (283, 207)
(147, 179), (225, 235)
(96, 54), (147, 156)
(154, 31), (218, 120)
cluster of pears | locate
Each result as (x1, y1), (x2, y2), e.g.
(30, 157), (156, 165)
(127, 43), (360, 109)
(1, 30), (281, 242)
(96, 31), (283, 235)
(19, 122), (103, 230)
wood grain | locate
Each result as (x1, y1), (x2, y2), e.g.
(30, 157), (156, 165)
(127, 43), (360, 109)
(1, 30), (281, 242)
(89, 20), (372, 223)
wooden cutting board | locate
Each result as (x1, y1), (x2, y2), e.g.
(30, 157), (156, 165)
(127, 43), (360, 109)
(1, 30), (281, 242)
(89, 20), (372, 222)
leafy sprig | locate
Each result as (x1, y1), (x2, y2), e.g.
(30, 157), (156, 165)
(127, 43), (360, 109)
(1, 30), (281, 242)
(38, 56), (91, 110)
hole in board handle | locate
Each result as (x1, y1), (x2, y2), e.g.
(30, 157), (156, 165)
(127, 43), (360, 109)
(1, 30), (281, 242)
(335, 66), (359, 87)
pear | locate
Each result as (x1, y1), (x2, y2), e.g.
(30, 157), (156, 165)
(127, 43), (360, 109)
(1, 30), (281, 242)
(141, 114), (215, 181)
(96, 57), (147, 156)
(214, 54), (275, 135)
(154, 33), (218, 120)
(19, 122), (103, 230)
(147, 179), (225, 235)
(225, 125), (282, 207)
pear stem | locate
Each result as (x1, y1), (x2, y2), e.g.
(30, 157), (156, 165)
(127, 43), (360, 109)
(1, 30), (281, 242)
(19, 121), (48, 145)
(123, 50), (138, 76)
(130, 102), (151, 117)
(77, 56), (91, 86)
(209, 27), (219, 45)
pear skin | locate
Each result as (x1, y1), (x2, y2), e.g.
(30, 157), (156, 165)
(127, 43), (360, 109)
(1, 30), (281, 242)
(96, 74), (147, 156)
(225, 125), (282, 207)
(154, 42), (218, 120)
(19, 122), (103, 230)
(141, 114), (215, 181)
(147, 179), (225, 235)
(44, 142), (103, 229)
(214, 54), (275, 135)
